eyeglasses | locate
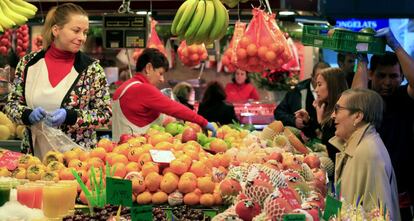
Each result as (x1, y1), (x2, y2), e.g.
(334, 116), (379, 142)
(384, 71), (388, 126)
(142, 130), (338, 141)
(334, 104), (361, 114)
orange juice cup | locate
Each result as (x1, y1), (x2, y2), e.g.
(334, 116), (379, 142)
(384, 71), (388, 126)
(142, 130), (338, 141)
(17, 184), (35, 208)
(43, 184), (65, 220)
(58, 180), (78, 215)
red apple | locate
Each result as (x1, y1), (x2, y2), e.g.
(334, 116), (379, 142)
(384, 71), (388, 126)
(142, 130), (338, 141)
(181, 127), (197, 143)
(118, 134), (135, 144)
(303, 154), (321, 169)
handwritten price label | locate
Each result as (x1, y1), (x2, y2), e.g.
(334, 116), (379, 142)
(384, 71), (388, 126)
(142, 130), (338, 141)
(106, 177), (132, 206)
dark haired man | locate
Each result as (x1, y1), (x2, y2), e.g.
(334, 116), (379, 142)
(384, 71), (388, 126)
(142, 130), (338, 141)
(353, 28), (414, 221)
(112, 48), (216, 142)
(337, 52), (356, 86)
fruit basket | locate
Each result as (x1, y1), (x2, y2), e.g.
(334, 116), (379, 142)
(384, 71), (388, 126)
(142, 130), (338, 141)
(301, 25), (386, 55)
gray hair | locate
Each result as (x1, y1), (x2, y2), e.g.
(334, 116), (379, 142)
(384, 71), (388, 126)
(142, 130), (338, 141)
(341, 88), (384, 129)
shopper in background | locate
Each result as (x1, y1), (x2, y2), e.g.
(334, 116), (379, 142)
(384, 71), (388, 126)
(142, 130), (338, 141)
(337, 52), (356, 86)
(112, 48), (216, 142)
(274, 61), (330, 138)
(295, 68), (348, 164)
(352, 27), (414, 221)
(329, 88), (400, 221)
(173, 82), (195, 110)
(198, 81), (238, 125)
(225, 69), (259, 103)
(5, 3), (112, 154)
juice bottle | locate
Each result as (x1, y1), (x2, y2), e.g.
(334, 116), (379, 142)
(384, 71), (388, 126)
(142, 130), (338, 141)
(0, 182), (11, 206)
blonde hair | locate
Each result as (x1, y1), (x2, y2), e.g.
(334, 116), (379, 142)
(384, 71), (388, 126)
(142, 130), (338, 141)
(42, 3), (88, 48)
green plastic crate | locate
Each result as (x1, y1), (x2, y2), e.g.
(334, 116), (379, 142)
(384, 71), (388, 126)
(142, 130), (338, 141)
(301, 25), (386, 55)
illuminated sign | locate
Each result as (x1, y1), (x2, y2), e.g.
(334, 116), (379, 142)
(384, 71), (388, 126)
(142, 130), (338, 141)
(335, 19), (389, 31)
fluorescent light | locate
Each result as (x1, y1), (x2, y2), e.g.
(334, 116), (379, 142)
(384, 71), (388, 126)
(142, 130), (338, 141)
(279, 11), (295, 16)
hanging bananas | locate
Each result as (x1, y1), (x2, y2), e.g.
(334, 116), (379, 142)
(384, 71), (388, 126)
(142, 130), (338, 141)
(0, 0), (37, 32)
(171, 0), (229, 45)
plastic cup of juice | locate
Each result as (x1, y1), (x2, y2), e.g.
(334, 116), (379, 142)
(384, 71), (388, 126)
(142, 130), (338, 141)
(17, 184), (36, 208)
(0, 182), (11, 207)
(58, 180), (77, 215)
(26, 182), (44, 209)
(43, 184), (65, 220)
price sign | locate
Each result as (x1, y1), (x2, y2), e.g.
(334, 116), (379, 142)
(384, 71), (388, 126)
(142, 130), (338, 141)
(283, 214), (306, 221)
(106, 177), (132, 206)
(323, 195), (342, 220)
(131, 205), (153, 221)
(149, 150), (175, 164)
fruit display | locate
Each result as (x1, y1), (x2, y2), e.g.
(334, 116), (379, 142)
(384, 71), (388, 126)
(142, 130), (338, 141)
(63, 205), (131, 221)
(172, 205), (211, 221)
(171, 0), (229, 45)
(31, 34), (43, 52)
(220, 0), (249, 8)
(0, 0), (37, 31)
(177, 41), (208, 67)
(0, 29), (12, 56)
(0, 111), (25, 140)
(221, 22), (247, 73)
(15, 24), (29, 58)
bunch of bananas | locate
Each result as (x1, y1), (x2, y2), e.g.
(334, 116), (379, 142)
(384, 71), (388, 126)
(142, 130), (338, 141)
(220, 0), (249, 8)
(0, 0), (37, 32)
(171, 0), (229, 45)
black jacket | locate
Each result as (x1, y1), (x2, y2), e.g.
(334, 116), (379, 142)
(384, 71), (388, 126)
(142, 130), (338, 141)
(274, 79), (318, 138)
(198, 101), (238, 125)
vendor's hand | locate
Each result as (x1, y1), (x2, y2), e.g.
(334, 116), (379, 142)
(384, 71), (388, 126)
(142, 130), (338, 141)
(46, 108), (67, 127)
(375, 28), (401, 51)
(205, 122), (217, 137)
(29, 107), (47, 124)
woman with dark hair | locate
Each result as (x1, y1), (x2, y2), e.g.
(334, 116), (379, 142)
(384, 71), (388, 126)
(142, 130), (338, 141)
(112, 48), (216, 142)
(225, 69), (259, 103)
(173, 82), (194, 110)
(198, 81), (238, 125)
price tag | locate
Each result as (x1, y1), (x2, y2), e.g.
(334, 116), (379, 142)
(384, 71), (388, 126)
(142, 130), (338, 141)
(149, 150), (175, 163)
(323, 195), (342, 220)
(283, 214), (306, 221)
(131, 205), (153, 221)
(106, 177), (132, 206)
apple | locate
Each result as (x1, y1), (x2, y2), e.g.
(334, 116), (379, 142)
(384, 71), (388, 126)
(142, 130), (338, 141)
(266, 152), (283, 163)
(209, 138), (228, 153)
(118, 133), (136, 144)
(219, 178), (242, 196)
(165, 122), (181, 136)
(185, 121), (202, 133)
(303, 154), (321, 169)
(97, 138), (115, 153)
(181, 127), (197, 143)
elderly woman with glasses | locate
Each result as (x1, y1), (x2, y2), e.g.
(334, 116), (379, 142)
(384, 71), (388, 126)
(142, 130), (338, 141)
(329, 88), (400, 221)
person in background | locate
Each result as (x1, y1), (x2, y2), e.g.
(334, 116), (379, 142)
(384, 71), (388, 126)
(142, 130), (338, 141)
(295, 68), (348, 164)
(337, 52), (356, 86)
(329, 88), (400, 221)
(112, 48), (216, 142)
(225, 69), (259, 103)
(274, 61), (330, 138)
(5, 3), (112, 153)
(173, 82), (195, 110)
(198, 81), (238, 125)
(352, 27), (414, 221)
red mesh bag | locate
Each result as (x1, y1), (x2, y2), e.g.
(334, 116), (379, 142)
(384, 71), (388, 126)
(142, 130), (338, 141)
(221, 22), (247, 73)
(235, 9), (292, 73)
(177, 40), (208, 67)
(0, 29), (12, 57)
(266, 13), (292, 68)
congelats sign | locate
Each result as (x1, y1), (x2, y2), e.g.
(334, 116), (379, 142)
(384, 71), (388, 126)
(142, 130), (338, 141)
(335, 19), (389, 31)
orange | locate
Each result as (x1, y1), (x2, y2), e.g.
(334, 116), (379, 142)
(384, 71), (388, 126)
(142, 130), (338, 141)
(126, 162), (139, 174)
(78, 151), (90, 162)
(63, 150), (79, 165)
(154, 141), (174, 150)
(169, 159), (188, 175)
(111, 162), (127, 178)
(178, 176), (196, 194)
(197, 176), (215, 194)
(178, 155), (192, 168)
(213, 192), (222, 205)
(111, 154), (128, 165)
(59, 167), (75, 180)
(152, 191), (168, 204)
(189, 161), (207, 177)
(127, 147), (143, 162)
(113, 143), (130, 157)
(86, 157), (104, 170)
(90, 147), (107, 161)
(181, 172), (197, 180)
(138, 153), (152, 168)
(132, 177), (146, 194)
(183, 192), (199, 205)
(200, 193), (215, 207)
(144, 172), (161, 192)
(141, 162), (159, 177)
(160, 173), (179, 194)
(136, 191), (152, 205)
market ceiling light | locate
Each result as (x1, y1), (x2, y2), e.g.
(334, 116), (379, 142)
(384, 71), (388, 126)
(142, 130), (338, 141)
(279, 11), (296, 16)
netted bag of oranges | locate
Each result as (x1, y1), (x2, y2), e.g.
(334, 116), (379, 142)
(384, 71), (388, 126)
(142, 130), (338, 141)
(132, 18), (167, 62)
(221, 21), (247, 73)
(177, 41), (208, 67)
(235, 8), (292, 73)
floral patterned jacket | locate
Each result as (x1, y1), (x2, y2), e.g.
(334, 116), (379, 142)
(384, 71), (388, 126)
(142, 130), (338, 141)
(5, 50), (112, 153)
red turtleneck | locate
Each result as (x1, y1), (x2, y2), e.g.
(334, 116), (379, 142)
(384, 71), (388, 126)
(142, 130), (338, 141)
(45, 43), (76, 88)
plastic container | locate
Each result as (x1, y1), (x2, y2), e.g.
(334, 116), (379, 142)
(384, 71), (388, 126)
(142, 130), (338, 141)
(301, 25), (386, 55)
